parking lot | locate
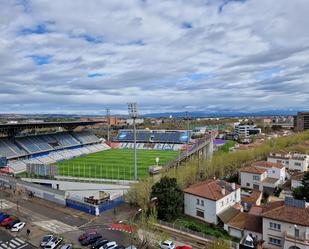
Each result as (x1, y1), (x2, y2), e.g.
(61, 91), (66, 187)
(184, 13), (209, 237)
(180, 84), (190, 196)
(0, 188), (135, 249)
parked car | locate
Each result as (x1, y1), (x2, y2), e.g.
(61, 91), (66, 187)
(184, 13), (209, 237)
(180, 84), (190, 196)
(100, 242), (117, 249)
(114, 246), (125, 249)
(91, 239), (109, 249)
(40, 235), (54, 247)
(59, 243), (72, 249)
(11, 222), (26, 232)
(6, 219), (20, 229)
(176, 246), (192, 249)
(0, 214), (10, 222)
(44, 237), (63, 249)
(125, 246), (137, 249)
(78, 230), (98, 241)
(80, 234), (102, 246)
(1, 217), (15, 226)
(159, 240), (176, 249)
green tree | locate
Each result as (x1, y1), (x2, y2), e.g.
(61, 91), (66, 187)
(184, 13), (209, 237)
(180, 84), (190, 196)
(151, 176), (183, 221)
(293, 186), (305, 200)
(293, 172), (309, 201)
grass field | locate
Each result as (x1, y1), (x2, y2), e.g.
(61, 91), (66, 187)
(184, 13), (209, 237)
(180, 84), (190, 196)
(57, 149), (179, 180)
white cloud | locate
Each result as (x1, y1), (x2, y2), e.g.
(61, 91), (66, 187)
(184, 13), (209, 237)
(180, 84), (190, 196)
(0, 0), (308, 114)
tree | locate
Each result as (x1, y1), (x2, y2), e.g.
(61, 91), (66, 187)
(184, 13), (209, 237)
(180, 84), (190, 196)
(293, 186), (305, 200)
(301, 172), (309, 200)
(151, 176), (183, 221)
(293, 172), (309, 201)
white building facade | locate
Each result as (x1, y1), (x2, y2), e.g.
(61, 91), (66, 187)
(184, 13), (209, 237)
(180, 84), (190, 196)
(184, 180), (241, 225)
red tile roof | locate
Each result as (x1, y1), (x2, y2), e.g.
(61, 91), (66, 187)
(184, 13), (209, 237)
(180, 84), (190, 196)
(253, 161), (284, 169)
(227, 212), (247, 230)
(262, 206), (309, 226)
(241, 190), (262, 203)
(240, 166), (266, 175)
(184, 180), (240, 201)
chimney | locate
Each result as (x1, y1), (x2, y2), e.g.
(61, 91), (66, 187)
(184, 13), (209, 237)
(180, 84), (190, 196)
(221, 186), (225, 196)
(231, 182), (236, 190)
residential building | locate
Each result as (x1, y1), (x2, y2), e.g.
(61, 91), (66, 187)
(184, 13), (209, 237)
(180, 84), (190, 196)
(239, 161), (285, 193)
(235, 124), (262, 138)
(294, 112), (309, 132)
(262, 197), (309, 249)
(183, 180), (241, 224)
(291, 172), (304, 190)
(268, 151), (309, 172)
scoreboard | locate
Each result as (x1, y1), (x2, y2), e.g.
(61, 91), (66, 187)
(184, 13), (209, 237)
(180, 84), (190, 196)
(0, 157), (7, 167)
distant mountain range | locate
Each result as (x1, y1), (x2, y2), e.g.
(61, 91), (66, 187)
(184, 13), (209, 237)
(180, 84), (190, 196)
(143, 110), (301, 118)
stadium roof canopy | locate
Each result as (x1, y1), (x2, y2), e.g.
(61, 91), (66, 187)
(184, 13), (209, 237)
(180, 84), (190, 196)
(0, 121), (102, 135)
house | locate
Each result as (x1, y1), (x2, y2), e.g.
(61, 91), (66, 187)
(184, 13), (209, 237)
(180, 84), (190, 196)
(239, 161), (285, 194)
(268, 151), (309, 172)
(183, 180), (241, 224)
(291, 172), (304, 190)
(241, 190), (263, 211)
(262, 197), (309, 249)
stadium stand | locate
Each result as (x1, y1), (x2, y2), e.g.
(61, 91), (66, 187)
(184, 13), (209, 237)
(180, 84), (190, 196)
(0, 139), (27, 158)
(73, 131), (100, 144)
(0, 121), (111, 173)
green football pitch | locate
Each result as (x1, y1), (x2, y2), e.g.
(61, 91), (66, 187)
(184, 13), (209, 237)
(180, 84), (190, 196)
(57, 149), (179, 180)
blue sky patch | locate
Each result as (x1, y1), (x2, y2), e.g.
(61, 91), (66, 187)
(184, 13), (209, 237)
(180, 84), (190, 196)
(181, 22), (193, 29)
(255, 67), (282, 81)
(80, 34), (103, 44)
(28, 55), (52, 65)
(87, 72), (105, 78)
(20, 24), (49, 35)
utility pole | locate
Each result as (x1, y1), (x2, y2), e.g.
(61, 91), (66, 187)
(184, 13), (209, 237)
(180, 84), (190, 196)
(106, 108), (110, 142)
(128, 103), (138, 180)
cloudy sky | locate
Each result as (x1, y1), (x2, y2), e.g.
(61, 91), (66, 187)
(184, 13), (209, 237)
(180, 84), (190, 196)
(0, 0), (309, 114)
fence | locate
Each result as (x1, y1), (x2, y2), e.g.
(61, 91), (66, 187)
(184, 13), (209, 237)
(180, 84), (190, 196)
(157, 220), (239, 249)
(66, 196), (125, 216)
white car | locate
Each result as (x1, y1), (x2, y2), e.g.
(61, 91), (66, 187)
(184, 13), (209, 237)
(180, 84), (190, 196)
(100, 241), (118, 249)
(11, 222), (26, 232)
(125, 246), (137, 249)
(45, 237), (63, 249)
(40, 235), (54, 247)
(159, 240), (176, 249)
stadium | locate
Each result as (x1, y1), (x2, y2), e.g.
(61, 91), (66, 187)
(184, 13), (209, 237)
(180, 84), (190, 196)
(0, 122), (200, 180)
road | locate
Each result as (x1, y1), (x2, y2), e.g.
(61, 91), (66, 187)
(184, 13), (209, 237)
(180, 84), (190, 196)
(0, 229), (36, 249)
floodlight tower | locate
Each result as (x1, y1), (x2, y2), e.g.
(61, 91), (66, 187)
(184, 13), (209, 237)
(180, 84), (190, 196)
(106, 108), (110, 142)
(128, 103), (138, 180)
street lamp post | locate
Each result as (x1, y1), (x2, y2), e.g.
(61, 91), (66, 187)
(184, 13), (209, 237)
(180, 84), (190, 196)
(119, 208), (142, 245)
(128, 103), (138, 180)
(294, 224), (298, 249)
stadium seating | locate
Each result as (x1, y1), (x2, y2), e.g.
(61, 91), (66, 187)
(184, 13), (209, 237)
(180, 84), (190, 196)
(73, 131), (100, 144)
(0, 139), (27, 158)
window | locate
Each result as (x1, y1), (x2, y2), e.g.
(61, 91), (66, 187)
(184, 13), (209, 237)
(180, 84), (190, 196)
(196, 210), (204, 218)
(253, 175), (260, 181)
(294, 162), (301, 166)
(196, 199), (200, 205)
(221, 201), (224, 207)
(272, 170), (275, 174)
(269, 222), (281, 231)
(246, 183), (250, 187)
(201, 200), (204, 206)
(269, 237), (281, 246)
(295, 228), (300, 238)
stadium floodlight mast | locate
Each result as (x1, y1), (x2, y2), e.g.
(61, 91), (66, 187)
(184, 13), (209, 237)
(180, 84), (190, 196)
(128, 102), (138, 180)
(106, 108), (110, 142)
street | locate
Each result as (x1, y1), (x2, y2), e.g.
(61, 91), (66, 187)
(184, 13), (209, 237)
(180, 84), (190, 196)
(0, 229), (35, 249)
